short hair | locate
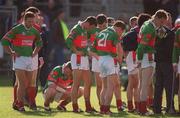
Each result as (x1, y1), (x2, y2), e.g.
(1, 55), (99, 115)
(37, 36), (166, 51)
(25, 6), (40, 14)
(96, 14), (107, 24)
(137, 13), (151, 27)
(24, 11), (35, 20)
(154, 9), (168, 19)
(85, 16), (97, 26)
(129, 16), (138, 25)
(113, 20), (126, 30)
(107, 17), (115, 24)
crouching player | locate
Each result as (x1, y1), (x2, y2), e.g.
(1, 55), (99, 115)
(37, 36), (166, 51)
(43, 61), (84, 111)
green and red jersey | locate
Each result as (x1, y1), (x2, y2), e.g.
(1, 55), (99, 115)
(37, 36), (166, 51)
(91, 27), (119, 57)
(66, 22), (88, 55)
(136, 20), (156, 61)
(45, 66), (73, 89)
(172, 28), (180, 64)
(1, 24), (42, 56)
(87, 27), (101, 44)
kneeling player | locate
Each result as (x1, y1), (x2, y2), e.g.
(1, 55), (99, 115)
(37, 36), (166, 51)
(43, 62), (84, 111)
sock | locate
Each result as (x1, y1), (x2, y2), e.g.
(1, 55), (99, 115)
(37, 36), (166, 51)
(128, 101), (133, 111)
(116, 99), (122, 109)
(100, 105), (105, 113)
(135, 101), (140, 111)
(13, 85), (18, 104)
(72, 103), (79, 111)
(140, 101), (147, 113)
(85, 100), (92, 111)
(27, 87), (36, 105)
(148, 98), (153, 106)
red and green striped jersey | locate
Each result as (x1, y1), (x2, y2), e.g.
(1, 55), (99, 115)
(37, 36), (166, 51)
(172, 28), (180, 64)
(1, 24), (42, 56)
(46, 66), (73, 89)
(136, 20), (156, 60)
(91, 27), (119, 57)
(66, 22), (88, 55)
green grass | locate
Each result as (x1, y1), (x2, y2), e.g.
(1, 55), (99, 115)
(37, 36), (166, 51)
(0, 74), (179, 118)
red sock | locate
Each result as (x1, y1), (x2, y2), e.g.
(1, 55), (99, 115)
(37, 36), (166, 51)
(60, 100), (69, 107)
(128, 101), (133, 111)
(104, 105), (109, 113)
(85, 100), (92, 110)
(135, 101), (140, 111)
(116, 99), (122, 108)
(27, 87), (36, 105)
(13, 85), (17, 103)
(72, 103), (79, 111)
(148, 98), (153, 106)
(17, 100), (24, 108)
(100, 105), (105, 113)
(140, 101), (147, 113)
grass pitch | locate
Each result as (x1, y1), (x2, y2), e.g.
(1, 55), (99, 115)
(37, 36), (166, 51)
(0, 74), (179, 118)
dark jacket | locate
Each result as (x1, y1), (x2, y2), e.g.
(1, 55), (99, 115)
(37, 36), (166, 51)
(155, 26), (175, 63)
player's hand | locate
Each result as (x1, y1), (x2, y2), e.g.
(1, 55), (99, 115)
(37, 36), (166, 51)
(39, 57), (44, 68)
(11, 51), (20, 61)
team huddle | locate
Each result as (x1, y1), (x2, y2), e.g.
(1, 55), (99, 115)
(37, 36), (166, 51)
(1, 6), (180, 116)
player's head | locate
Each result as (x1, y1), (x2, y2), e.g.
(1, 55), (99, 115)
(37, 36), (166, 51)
(107, 17), (115, 26)
(23, 11), (35, 28)
(63, 61), (72, 78)
(129, 16), (138, 28)
(153, 9), (168, 27)
(96, 14), (107, 30)
(137, 13), (151, 28)
(113, 20), (126, 37)
(84, 16), (97, 30)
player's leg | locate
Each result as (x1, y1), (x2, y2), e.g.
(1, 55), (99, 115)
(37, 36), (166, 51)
(139, 67), (154, 115)
(113, 75), (124, 112)
(15, 69), (27, 111)
(132, 72), (140, 112)
(82, 70), (96, 112)
(43, 84), (56, 111)
(100, 78), (107, 113)
(12, 78), (18, 110)
(71, 69), (81, 112)
(95, 72), (102, 105)
(26, 70), (38, 110)
(127, 74), (134, 112)
(147, 82), (154, 108)
(105, 74), (116, 114)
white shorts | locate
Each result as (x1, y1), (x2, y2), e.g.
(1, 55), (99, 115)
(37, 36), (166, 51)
(126, 52), (138, 74)
(13, 54), (38, 71)
(115, 62), (120, 75)
(98, 55), (116, 78)
(71, 53), (89, 70)
(141, 54), (155, 68)
(92, 57), (100, 73)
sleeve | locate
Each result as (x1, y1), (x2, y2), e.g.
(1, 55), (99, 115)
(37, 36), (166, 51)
(173, 30), (180, 64)
(1, 28), (16, 46)
(47, 67), (59, 83)
(113, 33), (120, 45)
(66, 29), (78, 50)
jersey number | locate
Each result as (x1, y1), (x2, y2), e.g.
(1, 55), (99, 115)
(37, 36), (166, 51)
(98, 33), (108, 47)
